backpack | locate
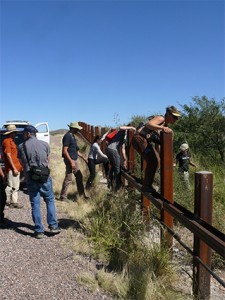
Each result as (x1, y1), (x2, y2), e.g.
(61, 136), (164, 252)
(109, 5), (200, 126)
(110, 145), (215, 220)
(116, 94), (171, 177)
(136, 115), (155, 131)
(105, 129), (118, 142)
(136, 115), (161, 145)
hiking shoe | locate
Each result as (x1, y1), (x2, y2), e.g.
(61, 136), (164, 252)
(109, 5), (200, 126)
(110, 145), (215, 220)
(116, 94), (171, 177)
(33, 232), (44, 239)
(57, 196), (70, 202)
(49, 226), (61, 234)
(10, 203), (24, 209)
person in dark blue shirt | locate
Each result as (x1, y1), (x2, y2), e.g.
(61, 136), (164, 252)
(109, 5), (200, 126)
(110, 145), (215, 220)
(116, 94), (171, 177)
(60, 122), (89, 200)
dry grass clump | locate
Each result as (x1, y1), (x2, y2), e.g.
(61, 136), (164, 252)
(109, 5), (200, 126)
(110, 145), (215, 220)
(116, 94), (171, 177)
(49, 133), (190, 299)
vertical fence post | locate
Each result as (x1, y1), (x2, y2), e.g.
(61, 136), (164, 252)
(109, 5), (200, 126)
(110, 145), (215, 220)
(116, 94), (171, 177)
(127, 130), (135, 173)
(101, 127), (106, 154)
(160, 132), (174, 248)
(95, 126), (100, 137)
(87, 124), (91, 142)
(141, 158), (151, 220)
(91, 125), (95, 142)
(193, 171), (213, 299)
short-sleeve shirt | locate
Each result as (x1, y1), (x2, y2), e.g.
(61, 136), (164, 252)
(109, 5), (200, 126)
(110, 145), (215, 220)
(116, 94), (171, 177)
(18, 136), (50, 172)
(2, 137), (22, 173)
(176, 151), (191, 172)
(62, 132), (79, 160)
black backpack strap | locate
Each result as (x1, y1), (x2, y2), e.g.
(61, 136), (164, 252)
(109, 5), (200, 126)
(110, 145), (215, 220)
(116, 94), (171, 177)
(22, 142), (30, 167)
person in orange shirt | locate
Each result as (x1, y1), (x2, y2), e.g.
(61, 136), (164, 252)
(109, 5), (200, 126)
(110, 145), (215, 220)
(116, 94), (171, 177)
(2, 125), (23, 208)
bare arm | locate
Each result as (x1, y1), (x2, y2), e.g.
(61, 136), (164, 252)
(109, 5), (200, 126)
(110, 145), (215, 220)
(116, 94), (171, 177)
(147, 115), (172, 133)
(62, 146), (76, 171)
(6, 152), (19, 176)
(119, 125), (136, 132)
(189, 160), (197, 168)
(0, 166), (5, 179)
(121, 144), (127, 169)
(78, 151), (88, 164)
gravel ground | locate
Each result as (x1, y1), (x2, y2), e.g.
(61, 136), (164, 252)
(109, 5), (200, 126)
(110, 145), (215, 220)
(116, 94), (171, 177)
(0, 190), (113, 300)
(1, 188), (224, 300)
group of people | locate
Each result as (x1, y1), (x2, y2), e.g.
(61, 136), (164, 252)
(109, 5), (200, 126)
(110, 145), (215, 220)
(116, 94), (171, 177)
(0, 105), (196, 238)
(0, 125), (60, 239)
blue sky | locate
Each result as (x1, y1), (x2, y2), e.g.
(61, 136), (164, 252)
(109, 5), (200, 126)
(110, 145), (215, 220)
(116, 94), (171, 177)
(0, 0), (224, 130)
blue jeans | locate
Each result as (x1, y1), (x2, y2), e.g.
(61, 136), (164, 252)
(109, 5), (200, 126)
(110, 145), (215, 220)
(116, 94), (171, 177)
(26, 176), (58, 233)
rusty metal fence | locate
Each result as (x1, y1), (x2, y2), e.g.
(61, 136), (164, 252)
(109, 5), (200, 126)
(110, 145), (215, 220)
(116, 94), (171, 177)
(78, 121), (225, 299)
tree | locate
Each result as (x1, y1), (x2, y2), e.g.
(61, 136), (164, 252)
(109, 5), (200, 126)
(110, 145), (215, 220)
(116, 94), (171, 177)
(173, 96), (225, 163)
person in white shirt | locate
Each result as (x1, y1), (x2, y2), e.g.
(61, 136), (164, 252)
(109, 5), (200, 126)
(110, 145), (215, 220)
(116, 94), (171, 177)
(86, 133), (109, 190)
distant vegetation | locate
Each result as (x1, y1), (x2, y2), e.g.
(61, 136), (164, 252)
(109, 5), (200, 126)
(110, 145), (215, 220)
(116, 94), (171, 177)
(51, 96), (224, 298)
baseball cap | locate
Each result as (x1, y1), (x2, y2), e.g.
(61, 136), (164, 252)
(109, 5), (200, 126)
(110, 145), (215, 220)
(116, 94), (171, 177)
(23, 125), (38, 134)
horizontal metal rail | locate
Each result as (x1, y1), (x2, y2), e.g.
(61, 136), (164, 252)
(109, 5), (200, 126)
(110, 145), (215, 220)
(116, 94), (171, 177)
(151, 214), (225, 288)
(121, 170), (225, 259)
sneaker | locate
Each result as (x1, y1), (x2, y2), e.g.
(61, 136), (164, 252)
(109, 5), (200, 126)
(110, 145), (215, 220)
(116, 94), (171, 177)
(49, 226), (61, 234)
(10, 203), (24, 209)
(57, 196), (70, 202)
(33, 232), (44, 239)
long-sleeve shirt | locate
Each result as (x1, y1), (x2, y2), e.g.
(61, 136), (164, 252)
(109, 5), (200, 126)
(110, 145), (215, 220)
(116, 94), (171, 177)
(88, 143), (107, 160)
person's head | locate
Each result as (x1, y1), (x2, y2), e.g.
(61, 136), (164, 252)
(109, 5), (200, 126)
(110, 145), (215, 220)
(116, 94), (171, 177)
(23, 125), (38, 140)
(3, 124), (19, 138)
(93, 135), (101, 144)
(68, 122), (83, 134)
(165, 106), (181, 124)
(180, 143), (189, 153)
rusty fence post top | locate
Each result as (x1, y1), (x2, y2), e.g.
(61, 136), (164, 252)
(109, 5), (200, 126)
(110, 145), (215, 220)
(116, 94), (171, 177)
(196, 171), (212, 175)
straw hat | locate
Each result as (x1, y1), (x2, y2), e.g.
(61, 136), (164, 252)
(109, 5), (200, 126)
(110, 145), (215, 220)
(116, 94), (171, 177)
(167, 106), (181, 117)
(180, 143), (189, 151)
(3, 124), (19, 135)
(67, 122), (83, 130)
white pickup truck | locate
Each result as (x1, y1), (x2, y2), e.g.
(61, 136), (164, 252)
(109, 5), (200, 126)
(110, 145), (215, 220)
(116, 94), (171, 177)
(2, 120), (50, 144)
(0, 120), (50, 170)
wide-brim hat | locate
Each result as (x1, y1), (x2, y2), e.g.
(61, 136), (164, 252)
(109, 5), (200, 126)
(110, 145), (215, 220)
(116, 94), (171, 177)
(68, 122), (83, 130)
(167, 106), (181, 117)
(3, 124), (19, 135)
(180, 143), (189, 151)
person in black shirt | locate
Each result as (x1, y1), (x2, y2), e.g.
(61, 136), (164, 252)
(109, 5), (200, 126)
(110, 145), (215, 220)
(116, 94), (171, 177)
(60, 122), (88, 200)
(176, 143), (196, 189)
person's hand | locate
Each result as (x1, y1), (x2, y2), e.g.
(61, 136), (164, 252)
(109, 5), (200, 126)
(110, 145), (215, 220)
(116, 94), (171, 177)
(13, 168), (19, 176)
(123, 159), (128, 169)
(162, 127), (172, 133)
(71, 161), (76, 172)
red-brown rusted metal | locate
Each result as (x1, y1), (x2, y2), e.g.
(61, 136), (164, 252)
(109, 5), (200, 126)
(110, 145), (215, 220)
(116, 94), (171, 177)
(91, 125), (94, 142)
(127, 130), (135, 173)
(193, 171), (213, 299)
(95, 126), (100, 137)
(142, 159), (151, 220)
(160, 132), (174, 247)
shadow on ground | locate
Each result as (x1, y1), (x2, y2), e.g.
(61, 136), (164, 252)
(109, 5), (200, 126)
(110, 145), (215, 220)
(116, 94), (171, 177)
(58, 218), (82, 230)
